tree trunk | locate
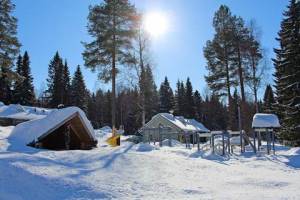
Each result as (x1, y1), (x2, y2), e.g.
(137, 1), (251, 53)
(251, 56), (259, 113)
(237, 45), (246, 130)
(112, 9), (116, 136)
(237, 46), (246, 102)
(138, 29), (146, 126)
(112, 56), (116, 135)
(225, 47), (233, 129)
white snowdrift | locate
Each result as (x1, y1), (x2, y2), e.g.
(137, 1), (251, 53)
(8, 107), (95, 146)
(0, 104), (52, 120)
(252, 113), (280, 128)
(1, 126), (300, 199)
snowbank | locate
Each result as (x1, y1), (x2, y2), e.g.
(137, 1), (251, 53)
(162, 139), (183, 147)
(8, 107), (95, 146)
(100, 126), (112, 133)
(1, 126), (300, 199)
(0, 104), (51, 120)
(252, 113), (280, 128)
(134, 143), (157, 152)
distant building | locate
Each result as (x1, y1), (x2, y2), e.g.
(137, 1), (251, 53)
(139, 113), (210, 143)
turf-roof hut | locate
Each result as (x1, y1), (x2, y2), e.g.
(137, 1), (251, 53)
(9, 107), (97, 150)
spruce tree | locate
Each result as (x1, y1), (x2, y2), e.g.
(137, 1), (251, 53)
(0, 0), (21, 104)
(193, 90), (203, 122)
(231, 89), (240, 131)
(70, 66), (88, 112)
(159, 77), (174, 113)
(273, 0), (300, 143)
(47, 52), (63, 107)
(95, 89), (105, 127)
(184, 78), (195, 118)
(87, 92), (98, 127)
(144, 65), (159, 122)
(174, 80), (186, 116)
(62, 60), (71, 106)
(262, 85), (275, 113)
(83, 0), (137, 133)
(19, 51), (35, 105)
(13, 55), (23, 103)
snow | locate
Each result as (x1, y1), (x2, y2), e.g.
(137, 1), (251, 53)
(8, 107), (95, 149)
(0, 104), (52, 121)
(1, 126), (300, 199)
(252, 113), (281, 128)
(160, 113), (210, 133)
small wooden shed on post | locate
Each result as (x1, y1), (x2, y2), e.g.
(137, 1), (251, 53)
(252, 113), (281, 154)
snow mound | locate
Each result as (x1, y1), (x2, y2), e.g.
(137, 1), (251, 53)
(8, 107), (95, 147)
(284, 147), (300, 156)
(230, 136), (241, 146)
(94, 129), (111, 141)
(134, 143), (157, 152)
(252, 113), (280, 128)
(162, 139), (183, 147)
(100, 126), (112, 133)
(0, 104), (51, 120)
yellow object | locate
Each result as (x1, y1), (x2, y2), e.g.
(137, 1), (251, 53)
(106, 135), (121, 147)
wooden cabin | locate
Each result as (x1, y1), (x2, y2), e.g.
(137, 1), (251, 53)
(9, 107), (97, 150)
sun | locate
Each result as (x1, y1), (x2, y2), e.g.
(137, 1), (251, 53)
(143, 12), (169, 38)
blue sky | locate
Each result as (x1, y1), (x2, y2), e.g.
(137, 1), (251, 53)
(13, 0), (288, 98)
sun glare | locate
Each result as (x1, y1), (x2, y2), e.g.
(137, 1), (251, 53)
(143, 12), (169, 38)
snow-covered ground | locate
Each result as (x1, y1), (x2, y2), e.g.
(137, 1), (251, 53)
(0, 126), (300, 200)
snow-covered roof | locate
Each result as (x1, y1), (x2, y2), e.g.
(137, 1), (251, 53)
(0, 104), (52, 121)
(159, 113), (210, 133)
(9, 107), (96, 145)
(252, 113), (281, 128)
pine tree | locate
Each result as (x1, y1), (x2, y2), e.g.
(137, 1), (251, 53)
(83, 0), (137, 132)
(184, 77), (195, 118)
(204, 5), (237, 129)
(70, 66), (88, 112)
(273, 0), (300, 143)
(0, 0), (21, 104)
(159, 77), (174, 113)
(246, 20), (263, 113)
(262, 85), (275, 113)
